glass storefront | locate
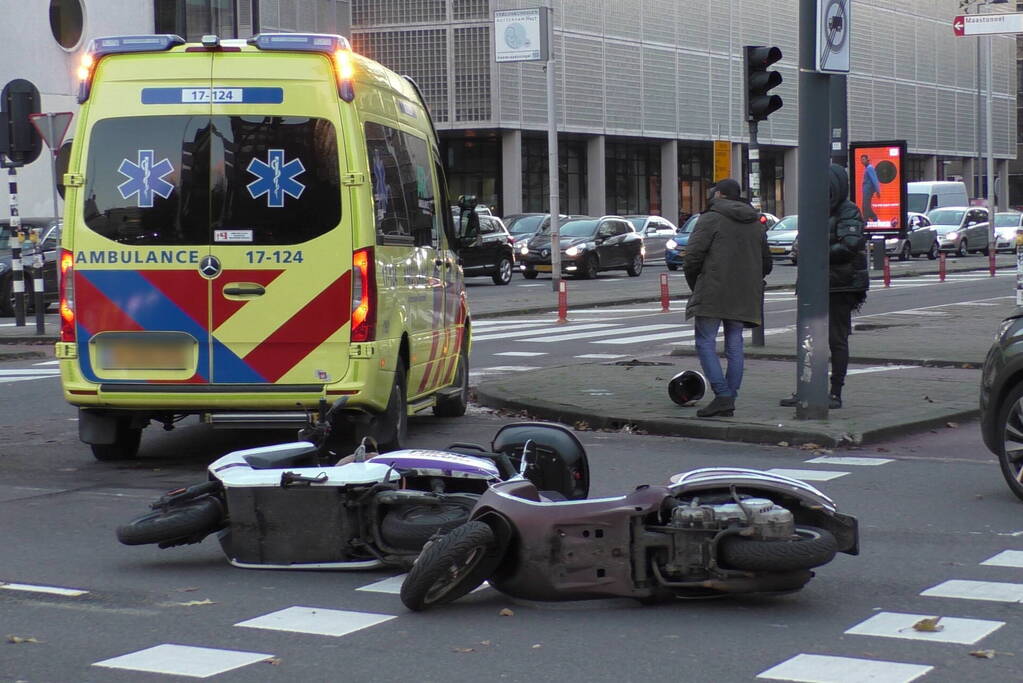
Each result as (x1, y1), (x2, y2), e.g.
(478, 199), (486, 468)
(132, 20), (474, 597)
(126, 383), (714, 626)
(522, 138), (587, 215)
(154, 0), (237, 40)
(442, 136), (501, 214)
(606, 141), (660, 216)
(678, 144), (712, 224)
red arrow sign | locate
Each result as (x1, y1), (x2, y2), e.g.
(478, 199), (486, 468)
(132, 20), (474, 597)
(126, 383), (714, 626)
(952, 15), (965, 37)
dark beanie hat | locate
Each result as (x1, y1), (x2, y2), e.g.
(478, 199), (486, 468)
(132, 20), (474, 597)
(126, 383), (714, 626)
(708, 178), (741, 200)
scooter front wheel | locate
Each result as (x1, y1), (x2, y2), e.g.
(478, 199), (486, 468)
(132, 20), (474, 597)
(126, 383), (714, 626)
(116, 495), (224, 547)
(380, 502), (473, 551)
(400, 521), (499, 611)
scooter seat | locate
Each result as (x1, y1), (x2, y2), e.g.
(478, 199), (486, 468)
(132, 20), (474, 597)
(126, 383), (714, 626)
(243, 444), (321, 470)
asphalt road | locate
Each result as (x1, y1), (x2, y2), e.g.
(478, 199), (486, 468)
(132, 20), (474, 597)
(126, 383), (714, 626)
(3, 356), (1023, 681)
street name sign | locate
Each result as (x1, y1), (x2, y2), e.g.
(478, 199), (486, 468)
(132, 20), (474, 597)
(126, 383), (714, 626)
(952, 13), (1023, 37)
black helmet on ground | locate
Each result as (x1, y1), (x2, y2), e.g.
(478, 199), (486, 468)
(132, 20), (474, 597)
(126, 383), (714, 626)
(668, 370), (707, 406)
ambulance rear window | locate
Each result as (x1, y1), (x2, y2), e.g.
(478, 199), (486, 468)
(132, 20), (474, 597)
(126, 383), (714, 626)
(83, 115), (340, 246)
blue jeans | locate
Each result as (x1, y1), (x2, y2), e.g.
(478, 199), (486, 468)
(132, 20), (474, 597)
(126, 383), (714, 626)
(694, 317), (744, 398)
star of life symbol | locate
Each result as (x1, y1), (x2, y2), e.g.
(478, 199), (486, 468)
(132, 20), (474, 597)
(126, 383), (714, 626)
(246, 149), (306, 208)
(117, 150), (174, 208)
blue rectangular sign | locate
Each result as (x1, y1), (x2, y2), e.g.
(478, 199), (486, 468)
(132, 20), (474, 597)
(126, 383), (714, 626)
(141, 87), (284, 104)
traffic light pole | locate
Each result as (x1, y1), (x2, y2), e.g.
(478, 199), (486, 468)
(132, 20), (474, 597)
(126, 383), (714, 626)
(795, 0), (832, 420)
(748, 119), (765, 347)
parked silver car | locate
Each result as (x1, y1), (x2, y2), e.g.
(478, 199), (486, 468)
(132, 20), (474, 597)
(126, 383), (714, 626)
(928, 206), (991, 257)
(624, 215), (678, 262)
(765, 215), (798, 263)
(885, 212), (939, 261)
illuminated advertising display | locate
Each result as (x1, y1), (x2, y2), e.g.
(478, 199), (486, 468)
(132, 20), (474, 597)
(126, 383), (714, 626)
(848, 140), (907, 236)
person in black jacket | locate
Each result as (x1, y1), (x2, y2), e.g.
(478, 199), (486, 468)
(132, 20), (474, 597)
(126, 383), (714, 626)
(781, 164), (869, 409)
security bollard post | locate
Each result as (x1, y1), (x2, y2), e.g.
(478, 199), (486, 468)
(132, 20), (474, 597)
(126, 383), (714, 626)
(883, 254), (891, 288)
(8, 166), (26, 326)
(939, 251), (946, 282)
(30, 228), (45, 334)
(557, 279), (568, 324)
(659, 272), (669, 312)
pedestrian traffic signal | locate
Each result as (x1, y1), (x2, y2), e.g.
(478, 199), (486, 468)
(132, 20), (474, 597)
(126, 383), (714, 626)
(744, 46), (783, 122)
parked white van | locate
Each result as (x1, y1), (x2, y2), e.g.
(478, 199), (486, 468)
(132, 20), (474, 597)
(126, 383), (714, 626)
(907, 181), (970, 214)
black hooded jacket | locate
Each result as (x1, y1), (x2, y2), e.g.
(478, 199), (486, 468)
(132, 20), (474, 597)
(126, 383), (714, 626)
(828, 164), (869, 294)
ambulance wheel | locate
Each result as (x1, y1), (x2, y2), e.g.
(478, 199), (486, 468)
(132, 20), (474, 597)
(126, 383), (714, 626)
(434, 346), (468, 418)
(375, 359), (408, 452)
(91, 420), (142, 461)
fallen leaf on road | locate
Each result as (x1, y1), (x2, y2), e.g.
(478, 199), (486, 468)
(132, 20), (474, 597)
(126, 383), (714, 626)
(574, 421), (590, 431)
(480, 640), (492, 646)
(265, 657), (283, 666)
(911, 617), (943, 632)
(6, 636), (40, 644)
(531, 644), (543, 649)
(799, 443), (821, 450)
(499, 608), (515, 617)
(970, 650), (996, 659)
(452, 647), (475, 653)
(173, 599), (215, 607)
(777, 441), (789, 447)
(175, 587), (200, 592)
(923, 395), (934, 403)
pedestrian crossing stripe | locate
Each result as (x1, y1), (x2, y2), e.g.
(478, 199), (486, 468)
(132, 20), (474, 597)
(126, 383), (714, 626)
(757, 654), (933, 682)
(472, 322), (618, 342)
(844, 611), (1004, 645)
(235, 606), (395, 637)
(520, 324), (678, 343)
(94, 644), (274, 678)
(921, 579), (1023, 603)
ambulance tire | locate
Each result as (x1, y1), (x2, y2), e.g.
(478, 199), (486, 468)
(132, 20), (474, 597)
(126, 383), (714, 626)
(375, 359), (408, 452)
(434, 346), (469, 418)
(91, 420), (142, 461)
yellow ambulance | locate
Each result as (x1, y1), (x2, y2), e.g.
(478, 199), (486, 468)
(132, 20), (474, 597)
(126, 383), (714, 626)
(57, 33), (470, 461)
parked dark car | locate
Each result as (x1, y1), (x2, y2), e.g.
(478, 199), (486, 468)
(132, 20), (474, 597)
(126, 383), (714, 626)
(456, 214), (516, 285)
(980, 309), (1023, 501)
(0, 217), (61, 316)
(664, 213), (700, 271)
(520, 216), (644, 279)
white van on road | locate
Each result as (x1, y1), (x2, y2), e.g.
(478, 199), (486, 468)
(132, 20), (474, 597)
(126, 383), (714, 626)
(907, 181), (970, 215)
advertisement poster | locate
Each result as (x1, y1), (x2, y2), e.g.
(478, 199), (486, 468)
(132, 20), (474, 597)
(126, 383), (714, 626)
(849, 140), (907, 236)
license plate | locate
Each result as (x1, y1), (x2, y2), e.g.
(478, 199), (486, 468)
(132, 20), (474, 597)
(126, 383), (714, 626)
(535, 265), (552, 272)
(770, 247), (786, 254)
(94, 332), (195, 371)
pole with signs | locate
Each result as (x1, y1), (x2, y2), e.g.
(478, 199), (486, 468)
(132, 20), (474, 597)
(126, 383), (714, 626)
(494, 7), (556, 291)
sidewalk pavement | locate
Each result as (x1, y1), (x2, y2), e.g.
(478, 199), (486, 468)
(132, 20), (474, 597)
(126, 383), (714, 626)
(476, 264), (1016, 448)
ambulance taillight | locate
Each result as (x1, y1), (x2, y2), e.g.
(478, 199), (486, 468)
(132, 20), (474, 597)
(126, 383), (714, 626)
(59, 249), (75, 342)
(77, 35), (185, 103)
(351, 247), (376, 342)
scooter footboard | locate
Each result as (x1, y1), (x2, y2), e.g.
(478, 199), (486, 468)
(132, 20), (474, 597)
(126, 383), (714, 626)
(218, 486), (362, 565)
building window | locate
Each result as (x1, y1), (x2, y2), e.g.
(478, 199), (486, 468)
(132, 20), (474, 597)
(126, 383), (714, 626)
(154, 0), (237, 41)
(352, 0), (446, 26)
(904, 155), (928, 183)
(522, 138), (587, 214)
(50, 0), (84, 50)
(606, 142), (661, 216)
(678, 144), (712, 222)
(443, 136), (501, 214)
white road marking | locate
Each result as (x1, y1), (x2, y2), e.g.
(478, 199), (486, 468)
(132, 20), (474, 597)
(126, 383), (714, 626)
(0, 369), (59, 375)
(757, 654), (932, 683)
(235, 606), (395, 637)
(469, 366), (539, 378)
(921, 579), (1023, 603)
(764, 468), (849, 482)
(357, 573), (490, 595)
(94, 644), (273, 678)
(474, 319), (553, 327)
(33, 360), (59, 366)
(805, 456), (893, 466)
(1, 582), (88, 597)
(981, 550), (1023, 568)
(599, 329), (695, 345)
(846, 365), (916, 375)
(473, 322), (618, 342)
(576, 354), (628, 359)
(884, 310), (949, 316)
(493, 351), (548, 357)
(844, 611), (1004, 644)
(520, 324), (678, 343)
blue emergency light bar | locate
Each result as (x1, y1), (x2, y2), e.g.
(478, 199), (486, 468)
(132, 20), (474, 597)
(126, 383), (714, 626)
(248, 33), (351, 53)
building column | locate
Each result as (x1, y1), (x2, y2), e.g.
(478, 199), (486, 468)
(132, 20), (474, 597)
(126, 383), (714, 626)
(586, 134), (606, 217)
(660, 140), (679, 225)
(730, 142), (743, 185)
(924, 155), (938, 181)
(500, 129), (523, 216)
(962, 158), (976, 199)
(998, 159), (1010, 210)
(783, 146), (799, 218)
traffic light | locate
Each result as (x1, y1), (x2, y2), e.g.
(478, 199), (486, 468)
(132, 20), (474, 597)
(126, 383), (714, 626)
(0, 79), (42, 166)
(744, 46), (783, 122)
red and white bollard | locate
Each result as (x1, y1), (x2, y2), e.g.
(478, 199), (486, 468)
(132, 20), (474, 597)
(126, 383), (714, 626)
(938, 251), (946, 282)
(883, 255), (891, 288)
(660, 272), (670, 312)
(557, 279), (568, 324)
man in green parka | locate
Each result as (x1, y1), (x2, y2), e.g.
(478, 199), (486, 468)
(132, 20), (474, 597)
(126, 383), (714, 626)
(683, 179), (773, 417)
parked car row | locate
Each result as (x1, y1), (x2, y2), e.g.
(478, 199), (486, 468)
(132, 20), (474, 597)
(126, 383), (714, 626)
(518, 216), (646, 279)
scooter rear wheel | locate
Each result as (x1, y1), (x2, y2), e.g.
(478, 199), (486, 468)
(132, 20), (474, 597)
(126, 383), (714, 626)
(380, 502), (473, 551)
(718, 526), (837, 572)
(400, 521), (499, 611)
(116, 495), (224, 547)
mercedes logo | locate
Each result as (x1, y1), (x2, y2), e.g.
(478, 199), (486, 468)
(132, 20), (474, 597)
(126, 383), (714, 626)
(541, 249), (549, 258)
(199, 255), (222, 279)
